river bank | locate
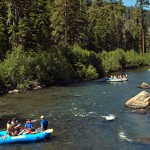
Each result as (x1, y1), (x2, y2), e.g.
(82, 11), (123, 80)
(1, 66), (149, 96)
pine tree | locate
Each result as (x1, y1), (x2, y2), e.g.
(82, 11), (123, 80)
(29, 0), (52, 51)
(51, 0), (88, 47)
(87, 1), (125, 52)
(0, 0), (8, 59)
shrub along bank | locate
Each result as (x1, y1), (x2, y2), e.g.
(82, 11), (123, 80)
(0, 45), (150, 91)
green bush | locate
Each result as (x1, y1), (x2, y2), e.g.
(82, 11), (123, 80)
(71, 45), (100, 80)
(85, 65), (99, 80)
(124, 50), (144, 68)
(72, 45), (91, 64)
(0, 45), (72, 89)
(28, 49), (72, 85)
(76, 63), (98, 80)
(142, 52), (150, 65)
(100, 48), (125, 74)
(1, 44), (150, 90)
(0, 45), (30, 89)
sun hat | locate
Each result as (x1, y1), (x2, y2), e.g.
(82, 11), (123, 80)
(40, 116), (44, 119)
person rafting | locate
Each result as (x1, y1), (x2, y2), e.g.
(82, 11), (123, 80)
(25, 118), (34, 130)
(39, 116), (48, 131)
(1, 120), (17, 140)
(7, 120), (15, 136)
(11, 118), (21, 133)
(18, 118), (35, 135)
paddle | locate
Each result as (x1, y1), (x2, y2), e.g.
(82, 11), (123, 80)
(44, 129), (53, 133)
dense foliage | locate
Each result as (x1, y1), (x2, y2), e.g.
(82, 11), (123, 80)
(0, 0), (150, 90)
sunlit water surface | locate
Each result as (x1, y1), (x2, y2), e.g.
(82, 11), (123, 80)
(0, 67), (150, 150)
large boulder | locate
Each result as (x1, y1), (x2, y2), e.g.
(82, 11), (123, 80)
(137, 82), (150, 89)
(124, 91), (150, 109)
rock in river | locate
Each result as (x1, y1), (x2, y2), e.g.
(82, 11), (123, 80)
(124, 91), (150, 109)
(137, 82), (150, 89)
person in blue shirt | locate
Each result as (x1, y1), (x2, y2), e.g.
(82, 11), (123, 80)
(40, 116), (48, 131)
(25, 118), (33, 129)
(18, 118), (35, 135)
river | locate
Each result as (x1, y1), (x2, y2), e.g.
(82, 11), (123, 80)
(0, 67), (150, 150)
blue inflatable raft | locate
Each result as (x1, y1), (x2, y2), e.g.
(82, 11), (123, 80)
(0, 129), (53, 144)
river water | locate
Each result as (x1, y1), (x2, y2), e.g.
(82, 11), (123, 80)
(0, 67), (150, 150)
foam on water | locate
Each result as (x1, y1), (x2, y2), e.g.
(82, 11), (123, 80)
(101, 114), (116, 121)
(118, 130), (133, 142)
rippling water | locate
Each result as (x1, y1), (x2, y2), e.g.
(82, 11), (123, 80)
(0, 67), (150, 150)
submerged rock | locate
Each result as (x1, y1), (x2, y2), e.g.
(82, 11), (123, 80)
(136, 137), (150, 144)
(131, 109), (147, 115)
(124, 91), (150, 109)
